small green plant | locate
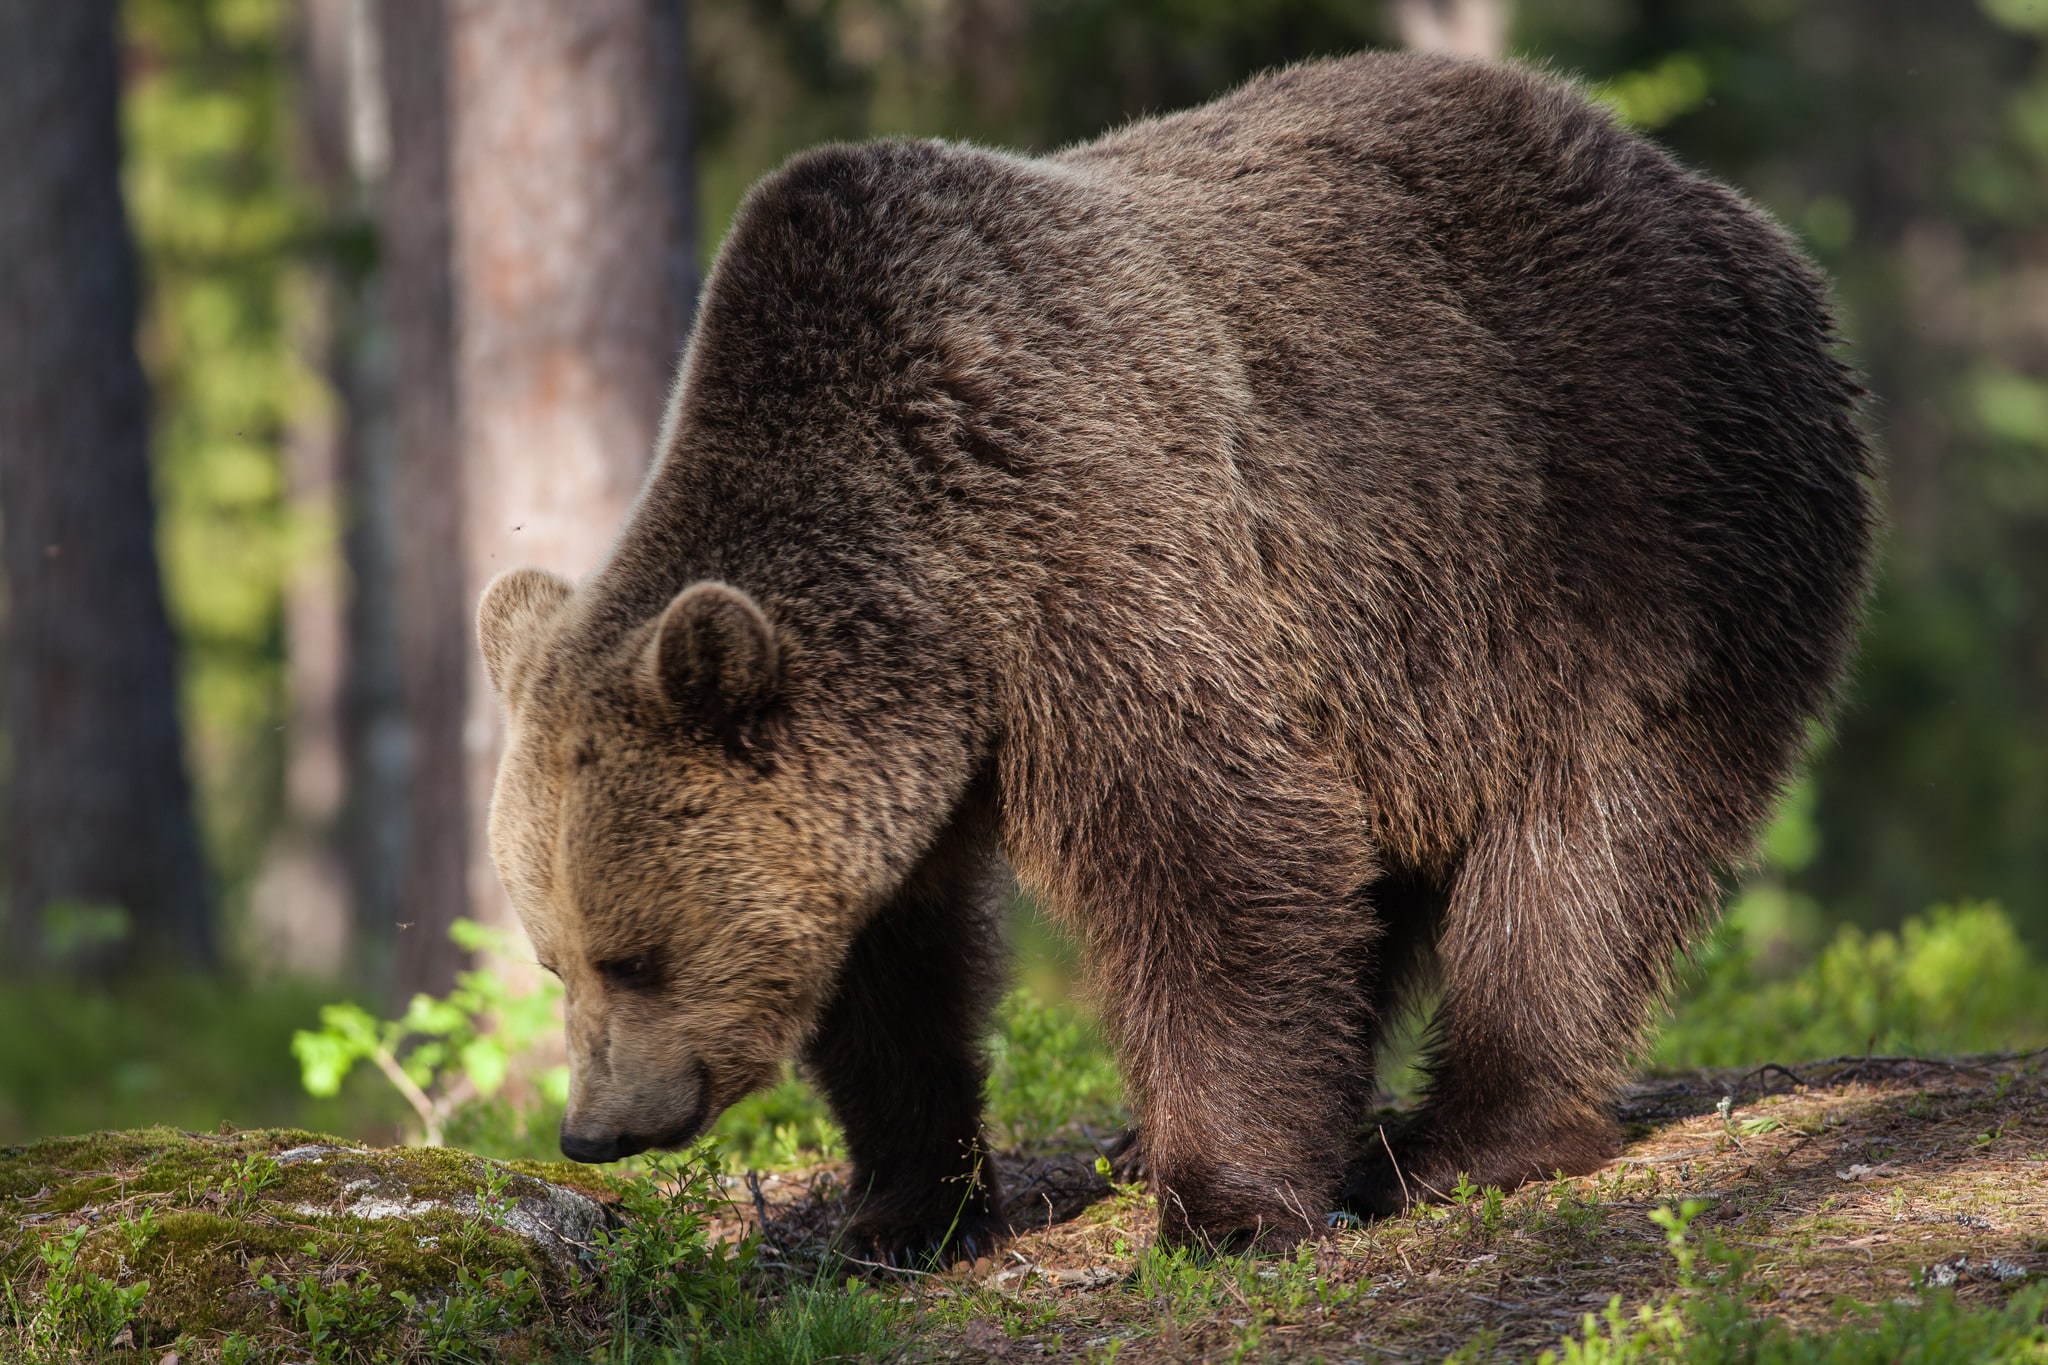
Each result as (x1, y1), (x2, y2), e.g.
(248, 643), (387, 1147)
(712, 1067), (848, 1169)
(221, 1150), (281, 1211)
(391, 1265), (540, 1360)
(1480, 1183), (1507, 1236)
(596, 1151), (757, 1353)
(1540, 1294), (1690, 1364)
(474, 1161), (518, 1223)
(697, 1276), (908, 1365)
(293, 919), (567, 1146)
(24, 1224), (152, 1356)
(259, 1267), (403, 1365)
(1122, 1237), (1359, 1358)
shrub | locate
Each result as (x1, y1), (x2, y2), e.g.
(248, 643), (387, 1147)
(1657, 902), (2048, 1070)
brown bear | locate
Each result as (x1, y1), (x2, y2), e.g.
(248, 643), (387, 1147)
(477, 51), (1875, 1258)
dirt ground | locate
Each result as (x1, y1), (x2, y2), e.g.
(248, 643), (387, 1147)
(736, 1053), (2048, 1362)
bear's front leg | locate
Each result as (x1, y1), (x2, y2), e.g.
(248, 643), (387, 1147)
(1075, 779), (1382, 1250)
(804, 817), (1009, 1267)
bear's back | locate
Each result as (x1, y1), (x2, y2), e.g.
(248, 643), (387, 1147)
(1061, 53), (1868, 627)
(1054, 54), (1872, 857)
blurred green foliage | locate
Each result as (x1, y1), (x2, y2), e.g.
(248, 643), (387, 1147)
(985, 987), (1125, 1146)
(0, 972), (400, 1142)
(125, 0), (311, 904)
(1656, 781), (2048, 1069)
(1656, 901), (2048, 1070)
(292, 920), (569, 1147)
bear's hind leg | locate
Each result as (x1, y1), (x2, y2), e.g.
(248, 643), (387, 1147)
(1340, 756), (1717, 1215)
(804, 813), (1008, 1266)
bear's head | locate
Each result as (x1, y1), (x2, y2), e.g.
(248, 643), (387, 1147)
(476, 567), (871, 1163)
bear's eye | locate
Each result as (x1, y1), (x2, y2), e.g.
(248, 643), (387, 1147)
(595, 953), (664, 993)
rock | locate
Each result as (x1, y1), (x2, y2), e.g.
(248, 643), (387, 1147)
(0, 1127), (625, 1361)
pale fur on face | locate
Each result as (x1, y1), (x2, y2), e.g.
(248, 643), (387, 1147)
(478, 568), (865, 1157)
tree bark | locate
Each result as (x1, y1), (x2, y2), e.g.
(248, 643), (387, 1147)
(377, 0), (471, 1002)
(446, 0), (696, 957)
(0, 0), (214, 972)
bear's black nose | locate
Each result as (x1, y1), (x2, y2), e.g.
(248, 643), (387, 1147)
(560, 1125), (648, 1163)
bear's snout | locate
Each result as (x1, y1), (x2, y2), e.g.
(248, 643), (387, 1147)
(558, 1125), (642, 1164)
(559, 1058), (713, 1163)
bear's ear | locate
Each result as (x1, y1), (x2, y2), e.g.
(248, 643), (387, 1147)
(642, 581), (781, 743)
(477, 568), (574, 700)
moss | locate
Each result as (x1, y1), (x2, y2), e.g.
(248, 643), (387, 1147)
(1, 1128), (616, 1361)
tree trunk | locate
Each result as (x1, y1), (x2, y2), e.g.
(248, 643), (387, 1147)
(1390, 0), (1510, 60)
(377, 0), (471, 1002)
(250, 0), (393, 980)
(446, 0), (696, 960)
(0, 0), (214, 972)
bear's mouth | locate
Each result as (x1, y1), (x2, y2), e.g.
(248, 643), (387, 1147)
(643, 1058), (716, 1152)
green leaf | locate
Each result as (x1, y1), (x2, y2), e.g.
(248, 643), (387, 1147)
(291, 1029), (356, 1098)
(459, 1038), (509, 1098)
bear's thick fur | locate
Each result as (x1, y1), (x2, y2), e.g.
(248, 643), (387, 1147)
(479, 52), (1875, 1255)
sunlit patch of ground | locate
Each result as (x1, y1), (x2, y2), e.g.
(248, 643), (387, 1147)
(733, 1053), (2048, 1362)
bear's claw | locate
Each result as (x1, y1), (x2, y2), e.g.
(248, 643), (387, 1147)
(844, 1210), (1007, 1272)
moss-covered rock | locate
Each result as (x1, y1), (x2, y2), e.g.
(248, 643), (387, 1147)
(0, 1127), (624, 1362)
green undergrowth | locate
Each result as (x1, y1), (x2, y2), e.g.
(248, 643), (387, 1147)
(1656, 901), (2048, 1071)
(0, 975), (403, 1144)
(1528, 1285), (2048, 1364)
(0, 1126), (916, 1365)
(580, 1161), (907, 1365)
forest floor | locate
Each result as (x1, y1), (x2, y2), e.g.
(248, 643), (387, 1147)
(741, 1052), (2048, 1362)
(4, 1054), (2044, 1362)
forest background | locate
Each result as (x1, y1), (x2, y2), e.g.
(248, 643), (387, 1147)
(2, 0), (2047, 1148)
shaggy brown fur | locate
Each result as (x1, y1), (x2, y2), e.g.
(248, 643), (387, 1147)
(478, 52), (1875, 1257)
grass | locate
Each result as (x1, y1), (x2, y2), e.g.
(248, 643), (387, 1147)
(1520, 1200), (2048, 1364)
(1538, 1282), (2048, 1363)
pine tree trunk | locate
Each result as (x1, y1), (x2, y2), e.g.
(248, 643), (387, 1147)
(0, 0), (214, 972)
(377, 0), (471, 1002)
(445, 0), (696, 960)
